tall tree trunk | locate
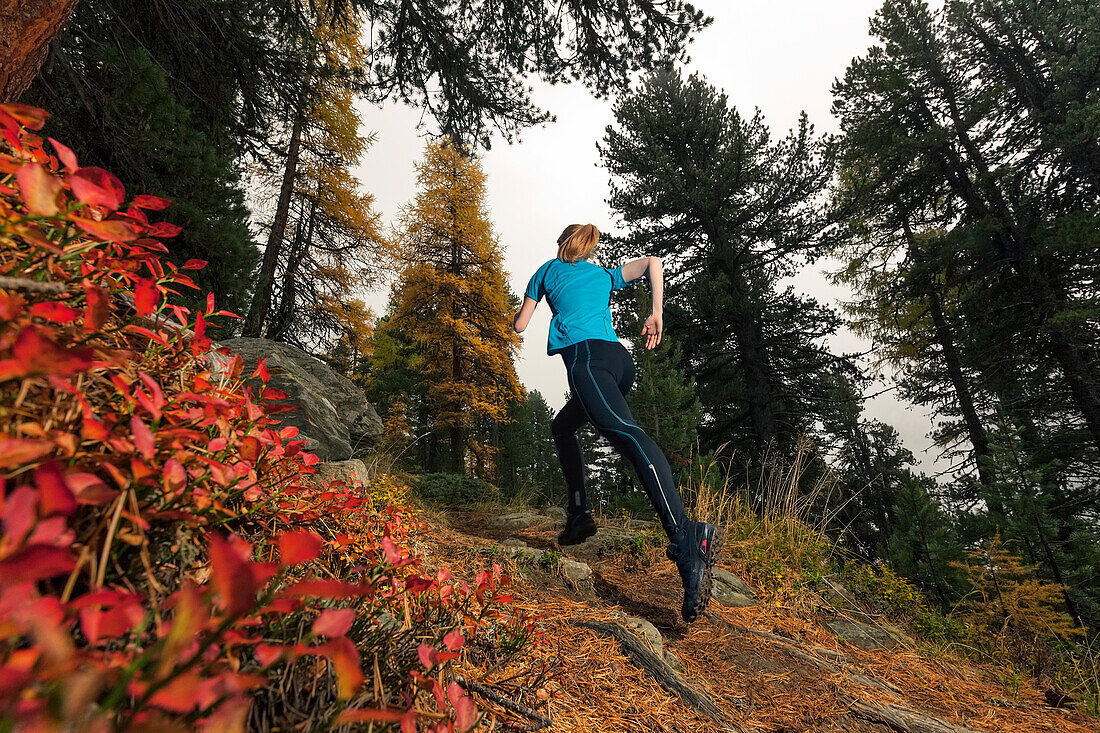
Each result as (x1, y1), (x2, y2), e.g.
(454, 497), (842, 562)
(243, 111), (303, 337)
(0, 0), (78, 102)
(701, 219), (778, 451)
(267, 194), (316, 342)
(926, 289), (997, 489)
(915, 62), (1100, 448)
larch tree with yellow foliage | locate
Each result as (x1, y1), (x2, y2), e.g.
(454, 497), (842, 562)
(390, 139), (523, 476)
(244, 7), (390, 349)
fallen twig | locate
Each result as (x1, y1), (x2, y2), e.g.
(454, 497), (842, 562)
(454, 675), (551, 732)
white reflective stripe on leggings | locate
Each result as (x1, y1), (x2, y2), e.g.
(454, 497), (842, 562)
(579, 342), (677, 524)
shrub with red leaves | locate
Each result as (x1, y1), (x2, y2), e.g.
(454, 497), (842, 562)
(0, 103), (537, 732)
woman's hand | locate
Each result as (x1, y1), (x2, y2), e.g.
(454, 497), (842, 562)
(641, 311), (663, 350)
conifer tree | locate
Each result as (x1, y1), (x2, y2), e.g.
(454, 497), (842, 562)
(245, 12), (390, 341)
(599, 67), (849, 471)
(886, 476), (967, 606)
(621, 287), (702, 471)
(495, 391), (564, 503)
(389, 139), (523, 475)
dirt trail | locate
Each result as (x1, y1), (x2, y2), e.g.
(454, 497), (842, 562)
(430, 510), (1094, 733)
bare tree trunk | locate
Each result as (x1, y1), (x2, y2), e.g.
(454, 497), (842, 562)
(243, 111), (303, 337)
(0, 0), (78, 102)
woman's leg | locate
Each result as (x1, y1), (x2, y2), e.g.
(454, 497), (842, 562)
(565, 340), (687, 539)
(551, 395), (589, 516)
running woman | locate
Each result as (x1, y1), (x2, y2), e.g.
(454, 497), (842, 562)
(512, 223), (718, 623)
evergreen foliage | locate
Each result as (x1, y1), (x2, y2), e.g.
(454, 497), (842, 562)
(26, 40), (257, 316)
(495, 390), (565, 504)
(598, 67), (854, 475)
(831, 0), (1100, 626)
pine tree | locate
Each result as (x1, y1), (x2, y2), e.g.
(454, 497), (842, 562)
(389, 139), (523, 475)
(495, 391), (564, 504)
(598, 67), (850, 472)
(886, 476), (966, 606)
(620, 287), (702, 471)
(245, 12), (390, 341)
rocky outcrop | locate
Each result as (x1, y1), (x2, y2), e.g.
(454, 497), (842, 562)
(214, 338), (383, 460)
(712, 567), (757, 607)
(824, 619), (902, 651)
(310, 459), (370, 488)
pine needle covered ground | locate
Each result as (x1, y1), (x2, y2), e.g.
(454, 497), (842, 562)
(423, 507), (1097, 733)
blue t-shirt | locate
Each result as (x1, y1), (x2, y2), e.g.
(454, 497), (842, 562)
(524, 258), (630, 355)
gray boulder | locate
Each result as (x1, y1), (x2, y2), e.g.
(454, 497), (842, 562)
(824, 619), (902, 650)
(712, 567), (758, 607)
(214, 338), (383, 460)
(312, 459), (370, 488)
(492, 512), (543, 530)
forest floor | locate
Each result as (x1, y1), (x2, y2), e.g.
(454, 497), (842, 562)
(414, 506), (1097, 733)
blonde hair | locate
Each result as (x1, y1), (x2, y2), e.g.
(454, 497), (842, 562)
(556, 223), (600, 263)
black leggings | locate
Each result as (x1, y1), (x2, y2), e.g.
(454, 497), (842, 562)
(551, 339), (687, 539)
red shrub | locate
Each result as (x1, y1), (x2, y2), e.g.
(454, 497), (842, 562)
(0, 104), (535, 732)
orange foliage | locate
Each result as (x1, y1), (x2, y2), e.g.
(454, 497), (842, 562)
(0, 104), (535, 730)
(390, 138), (523, 475)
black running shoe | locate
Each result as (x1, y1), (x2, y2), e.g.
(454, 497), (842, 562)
(556, 511), (597, 546)
(667, 520), (719, 623)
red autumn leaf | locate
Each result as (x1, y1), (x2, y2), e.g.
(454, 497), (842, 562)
(209, 534), (260, 616)
(163, 458), (187, 492)
(261, 387), (288, 400)
(147, 671), (203, 713)
(29, 301), (80, 324)
(239, 436), (262, 462)
(2, 486), (36, 543)
(72, 217), (138, 242)
(130, 415), (155, 460)
(0, 325), (94, 381)
(448, 682), (478, 732)
(381, 535), (401, 564)
(148, 221), (182, 238)
(1, 103), (49, 130)
(131, 194), (172, 210)
(251, 358), (271, 384)
(318, 636), (362, 699)
(70, 167), (125, 210)
(65, 472), (118, 505)
(83, 283), (110, 330)
(0, 545), (74, 586)
(405, 575), (433, 594)
(16, 163), (63, 216)
(35, 461), (76, 517)
(418, 643), (437, 669)
(78, 595), (145, 644)
(132, 277), (160, 316)
(253, 643), (291, 667)
(49, 137), (78, 171)
(182, 258), (207, 270)
(443, 629), (465, 651)
(278, 530), (323, 565)
(0, 437), (53, 468)
(312, 608), (355, 638)
(0, 292), (25, 319)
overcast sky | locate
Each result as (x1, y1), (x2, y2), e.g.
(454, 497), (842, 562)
(351, 0), (948, 476)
